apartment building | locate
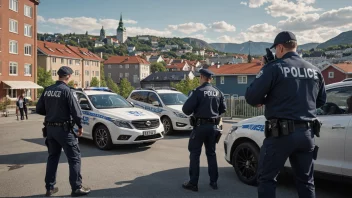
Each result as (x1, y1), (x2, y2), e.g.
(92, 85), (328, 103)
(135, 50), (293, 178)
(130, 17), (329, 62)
(104, 56), (150, 88)
(0, 0), (41, 101)
(37, 41), (102, 87)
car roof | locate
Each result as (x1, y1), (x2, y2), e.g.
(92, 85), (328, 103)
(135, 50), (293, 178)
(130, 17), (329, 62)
(326, 81), (352, 90)
(132, 89), (182, 94)
(155, 90), (182, 94)
(79, 90), (116, 96)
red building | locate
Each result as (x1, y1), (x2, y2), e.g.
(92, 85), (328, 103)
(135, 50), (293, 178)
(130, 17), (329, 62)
(321, 63), (352, 85)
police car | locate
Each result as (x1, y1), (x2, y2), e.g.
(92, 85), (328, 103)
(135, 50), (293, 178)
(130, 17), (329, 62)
(224, 80), (352, 185)
(126, 87), (192, 135)
(72, 87), (164, 150)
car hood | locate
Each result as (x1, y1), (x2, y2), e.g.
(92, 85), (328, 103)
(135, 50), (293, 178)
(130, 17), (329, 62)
(234, 115), (266, 126)
(98, 108), (160, 121)
(167, 105), (183, 112)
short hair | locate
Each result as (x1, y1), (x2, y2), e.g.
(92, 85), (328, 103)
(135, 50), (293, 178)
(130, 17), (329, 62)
(282, 40), (297, 50)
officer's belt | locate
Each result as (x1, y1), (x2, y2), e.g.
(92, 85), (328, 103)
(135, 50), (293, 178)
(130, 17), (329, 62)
(195, 118), (218, 124)
(46, 122), (67, 127)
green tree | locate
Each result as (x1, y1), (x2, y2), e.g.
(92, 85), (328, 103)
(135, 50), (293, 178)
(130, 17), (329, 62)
(160, 61), (167, 67)
(90, 77), (100, 86)
(119, 78), (134, 98)
(171, 77), (199, 95)
(106, 77), (119, 93)
(150, 62), (166, 73)
(67, 80), (75, 87)
(37, 67), (55, 96)
(100, 63), (107, 87)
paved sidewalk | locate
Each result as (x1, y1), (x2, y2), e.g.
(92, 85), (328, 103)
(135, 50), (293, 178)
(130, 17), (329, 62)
(0, 113), (44, 125)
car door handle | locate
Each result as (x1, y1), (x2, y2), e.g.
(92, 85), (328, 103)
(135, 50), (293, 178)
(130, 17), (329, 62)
(331, 124), (345, 129)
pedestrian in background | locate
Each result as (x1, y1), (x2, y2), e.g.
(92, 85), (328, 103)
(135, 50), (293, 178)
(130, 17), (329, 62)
(181, 69), (227, 192)
(16, 94), (28, 120)
(245, 31), (326, 198)
(36, 66), (90, 197)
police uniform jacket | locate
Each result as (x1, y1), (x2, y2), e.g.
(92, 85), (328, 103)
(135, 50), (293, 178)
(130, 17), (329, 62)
(245, 52), (327, 121)
(182, 82), (227, 118)
(36, 81), (83, 129)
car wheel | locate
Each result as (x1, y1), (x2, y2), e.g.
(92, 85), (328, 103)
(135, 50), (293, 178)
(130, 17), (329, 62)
(161, 117), (173, 135)
(94, 125), (113, 150)
(232, 142), (260, 186)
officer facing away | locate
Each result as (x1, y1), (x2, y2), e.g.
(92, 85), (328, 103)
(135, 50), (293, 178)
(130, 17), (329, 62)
(36, 66), (91, 197)
(181, 69), (227, 191)
(245, 31), (327, 198)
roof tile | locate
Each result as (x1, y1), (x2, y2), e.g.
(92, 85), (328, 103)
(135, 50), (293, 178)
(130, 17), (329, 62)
(208, 62), (263, 75)
(104, 56), (150, 65)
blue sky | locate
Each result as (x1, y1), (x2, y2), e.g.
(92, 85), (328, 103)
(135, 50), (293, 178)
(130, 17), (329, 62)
(38, 0), (352, 44)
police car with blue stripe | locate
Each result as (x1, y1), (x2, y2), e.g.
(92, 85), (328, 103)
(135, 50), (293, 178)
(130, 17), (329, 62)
(224, 80), (352, 185)
(72, 87), (164, 150)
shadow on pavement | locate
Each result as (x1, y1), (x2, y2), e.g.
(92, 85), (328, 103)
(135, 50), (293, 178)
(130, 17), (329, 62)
(21, 167), (352, 198)
(162, 130), (191, 140)
(0, 138), (150, 165)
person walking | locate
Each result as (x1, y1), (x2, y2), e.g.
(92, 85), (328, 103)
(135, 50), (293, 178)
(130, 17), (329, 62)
(16, 94), (28, 120)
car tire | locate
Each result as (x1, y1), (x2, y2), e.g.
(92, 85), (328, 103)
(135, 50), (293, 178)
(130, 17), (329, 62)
(232, 142), (260, 186)
(94, 125), (113, 150)
(161, 116), (173, 135)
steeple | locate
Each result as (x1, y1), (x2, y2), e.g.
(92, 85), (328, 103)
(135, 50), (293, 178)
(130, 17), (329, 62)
(100, 26), (106, 40)
(117, 13), (125, 32)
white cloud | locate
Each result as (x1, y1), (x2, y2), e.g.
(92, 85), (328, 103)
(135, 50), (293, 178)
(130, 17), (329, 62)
(37, 15), (46, 23)
(210, 21), (236, 32)
(189, 34), (215, 43)
(295, 28), (343, 44)
(240, 1), (248, 6)
(167, 22), (207, 34)
(217, 35), (239, 43)
(297, 0), (315, 4)
(248, 0), (270, 8)
(247, 23), (278, 33)
(265, 0), (322, 18)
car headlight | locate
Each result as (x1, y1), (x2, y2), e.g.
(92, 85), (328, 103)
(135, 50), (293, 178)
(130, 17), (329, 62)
(229, 126), (238, 134)
(173, 111), (188, 118)
(112, 119), (132, 129)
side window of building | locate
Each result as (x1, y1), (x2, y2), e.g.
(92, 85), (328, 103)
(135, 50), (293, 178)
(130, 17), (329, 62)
(318, 86), (352, 115)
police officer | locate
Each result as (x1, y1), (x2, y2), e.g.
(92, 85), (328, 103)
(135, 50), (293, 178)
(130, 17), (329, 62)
(36, 66), (91, 197)
(181, 69), (227, 191)
(245, 31), (327, 198)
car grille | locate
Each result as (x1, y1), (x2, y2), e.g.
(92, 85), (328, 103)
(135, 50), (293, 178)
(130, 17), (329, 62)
(131, 119), (160, 130)
(135, 134), (162, 141)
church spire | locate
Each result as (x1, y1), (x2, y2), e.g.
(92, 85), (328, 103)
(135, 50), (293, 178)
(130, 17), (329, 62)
(120, 13), (122, 22)
(117, 13), (125, 32)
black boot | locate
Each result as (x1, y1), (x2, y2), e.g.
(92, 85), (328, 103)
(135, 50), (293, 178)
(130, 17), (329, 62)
(182, 181), (198, 192)
(45, 187), (58, 197)
(209, 182), (218, 190)
(71, 186), (91, 197)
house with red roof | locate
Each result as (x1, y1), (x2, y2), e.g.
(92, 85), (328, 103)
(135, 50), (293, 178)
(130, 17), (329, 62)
(321, 62), (352, 84)
(104, 56), (151, 88)
(207, 62), (263, 96)
(165, 61), (193, 72)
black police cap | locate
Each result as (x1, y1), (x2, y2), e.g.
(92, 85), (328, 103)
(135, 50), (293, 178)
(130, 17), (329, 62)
(57, 66), (74, 76)
(270, 31), (297, 49)
(199, 68), (214, 78)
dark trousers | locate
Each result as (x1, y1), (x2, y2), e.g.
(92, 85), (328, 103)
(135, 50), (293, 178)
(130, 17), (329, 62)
(45, 126), (82, 191)
(19, 108), (24, 120)
(18, 108), (28, 120)
(188, 124), (220, 185)
(257, 127), (315, 198)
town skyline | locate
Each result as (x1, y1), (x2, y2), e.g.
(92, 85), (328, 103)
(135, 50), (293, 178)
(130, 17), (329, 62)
(37, 0), (352, 45)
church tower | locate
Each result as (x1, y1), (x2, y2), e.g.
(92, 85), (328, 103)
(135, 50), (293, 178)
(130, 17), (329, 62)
(100, 26), (106, 40)
(116, 13), (127, 43)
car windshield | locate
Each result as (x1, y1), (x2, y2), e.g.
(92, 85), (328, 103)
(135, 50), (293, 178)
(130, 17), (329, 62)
(88, 94), (133, 109)
(158, 93), (188, 105)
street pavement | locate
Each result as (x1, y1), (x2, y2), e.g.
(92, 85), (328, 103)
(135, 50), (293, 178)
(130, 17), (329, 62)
(0, 114), (351, 197)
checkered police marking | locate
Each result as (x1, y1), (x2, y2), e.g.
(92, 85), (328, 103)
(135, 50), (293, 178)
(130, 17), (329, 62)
(134, 103), (164, 113)
(127, 111), (145, 116)
(82, 111), (113, 121)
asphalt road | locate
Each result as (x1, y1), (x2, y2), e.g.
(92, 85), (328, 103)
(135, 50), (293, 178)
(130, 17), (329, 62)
(0, 115), (351, 197)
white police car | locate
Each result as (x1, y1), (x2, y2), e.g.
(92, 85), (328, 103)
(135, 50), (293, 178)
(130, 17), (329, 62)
(126, 88), (192, 135)
(224, 81), (352, 185)
(72, 87), (164, 150)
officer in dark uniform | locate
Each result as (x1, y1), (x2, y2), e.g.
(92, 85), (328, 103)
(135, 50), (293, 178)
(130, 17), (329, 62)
(245, 31), (327, 198)
(36, 66), (91, 197)
(181, 69), (227, 191)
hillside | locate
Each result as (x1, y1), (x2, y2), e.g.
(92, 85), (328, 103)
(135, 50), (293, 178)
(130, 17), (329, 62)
(298, 43), (320, 51)
(210, 42), (272, 55)
(317, 30), (352, 49)
(183, 37), (214, 50)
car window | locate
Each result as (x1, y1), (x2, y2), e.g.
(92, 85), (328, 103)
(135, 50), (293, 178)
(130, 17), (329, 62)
(317, 86), (352, 115)
(88, 94), (133, 109)
(147, 92), (161, 105)
(158, 93), (188, 105)
(76, 92), (90, 105)
(130, 91), (148, 103)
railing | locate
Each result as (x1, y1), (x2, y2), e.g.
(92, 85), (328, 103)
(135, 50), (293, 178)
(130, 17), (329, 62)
(221, 95), (265, 118)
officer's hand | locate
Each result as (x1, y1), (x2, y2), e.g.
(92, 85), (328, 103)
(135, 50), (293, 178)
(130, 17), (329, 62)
(78, 128), (83, 137)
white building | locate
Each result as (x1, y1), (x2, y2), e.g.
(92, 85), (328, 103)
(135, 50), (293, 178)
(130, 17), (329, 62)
(116, 14), (127, 44)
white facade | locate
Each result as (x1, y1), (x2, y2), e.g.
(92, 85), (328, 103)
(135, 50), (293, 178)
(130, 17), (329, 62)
(138, 36), (150, 41)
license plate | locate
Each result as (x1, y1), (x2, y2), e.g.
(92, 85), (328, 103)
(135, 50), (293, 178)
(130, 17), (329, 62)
(143, 130), (156, 136)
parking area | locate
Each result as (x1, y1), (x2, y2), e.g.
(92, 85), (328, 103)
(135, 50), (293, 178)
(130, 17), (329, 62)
(0, 114), (351, 197)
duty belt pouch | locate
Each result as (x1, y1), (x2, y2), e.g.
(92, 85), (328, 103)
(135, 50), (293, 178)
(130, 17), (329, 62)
(215, 130), (222, 144)
(63, 122), (69, 132)
(270, 119), (279, 137)
(264, 121), (270, 138)
(279, 120), (289, 136)
(312, 120), (321, 137)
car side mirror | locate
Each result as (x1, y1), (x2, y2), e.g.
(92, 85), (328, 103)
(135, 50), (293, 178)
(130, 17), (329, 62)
(80, 104), (91, 110)
(152, 101), (160, 107)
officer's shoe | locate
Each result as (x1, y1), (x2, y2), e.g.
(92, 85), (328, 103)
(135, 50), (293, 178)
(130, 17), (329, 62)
(45, 187), (58, 197)
(71, 186), (91, 197)
(182, 181), (198, 192)
(209, 182), (218, 190)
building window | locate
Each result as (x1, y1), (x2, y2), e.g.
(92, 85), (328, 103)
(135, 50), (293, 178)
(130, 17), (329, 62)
(120, 73), (123, 78)
(133, 75), (138, 83)
(328, 72), (334, 78)
(120, 65), (123, 69)
(25, 89), (31, 98)
(9, 62), (18, 75)
(75, 70), (79, 76)
(7, 89), (17, 98)
(108, 65), (111, 69)
(24, 44), (32, 56)
(126, 64), (129, 69)
(9, 0), (18, 12)
(52, 70), (57, 76)
(52, 57), (56, 63)
(238, 76), (247, 84)
(135, 65), (138, 69)
(24, 24), (32, 37)
(76, 60), (80, 65)
(96, 71), (99, 76)
(69, 59), (73, 65)
(24, 5), (32, 18)
(85, 70), (90, 76)
(125, 73), (129, 78)
(220, 76), (224, 84)
(9, 40), (18, 54)
(60, 58), (64, 64)
(9, 19), (18, 33)
(108, 73), (111, 77)
(24, 64), (32, 76)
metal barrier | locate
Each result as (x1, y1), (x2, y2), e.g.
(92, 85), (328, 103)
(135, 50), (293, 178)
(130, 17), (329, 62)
(222, 95), (265, 118)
